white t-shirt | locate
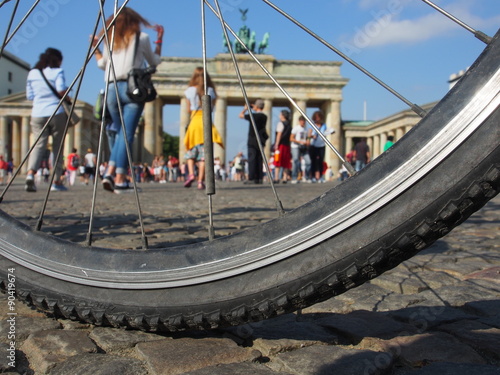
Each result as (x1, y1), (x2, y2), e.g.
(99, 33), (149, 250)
(85, 153), (96, 168)
(291, 125), (307, 149)
(97, 32), (161, 82)
(184, 86), (216, 111)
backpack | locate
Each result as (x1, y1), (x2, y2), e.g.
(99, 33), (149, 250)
(71, 154), (80, 168)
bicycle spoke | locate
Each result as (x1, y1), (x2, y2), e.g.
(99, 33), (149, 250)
(0, 0), (40, 58)
(199, 0), (216, 240)
(93, 0), (149, 249)
(206, 1), (355, 177)
(0, 0), (495, 251)
(0, 0), (13, 8)
(1, 4), (124, 204)
(210, 0), (285, 216)
(0, 0), (18, 58)
(36, 9), (102, 232)
(261, 0), (427, 119)
(420, 0), (492, 44)
(87, 1), (115, 247)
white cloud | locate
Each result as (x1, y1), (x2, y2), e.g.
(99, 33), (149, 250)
(365, 12), (454, 47)
(345, 0), (499, 49)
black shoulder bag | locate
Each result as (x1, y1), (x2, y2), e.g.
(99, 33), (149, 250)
(126, 32), (157, 103)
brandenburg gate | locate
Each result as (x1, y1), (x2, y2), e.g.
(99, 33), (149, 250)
(147, 53), (348, 172)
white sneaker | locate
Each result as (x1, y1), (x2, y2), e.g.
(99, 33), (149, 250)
(114, 183), (141, 194)
(25, 175), (36, 192)
(50, 184), (68, 192)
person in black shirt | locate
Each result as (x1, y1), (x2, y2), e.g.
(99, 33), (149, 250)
(353, 137), (370, 171)
(239, 99), (268, 184)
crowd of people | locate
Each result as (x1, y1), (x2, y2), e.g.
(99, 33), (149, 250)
(234, 103), (340, 185)
(17, 6), (392, 195)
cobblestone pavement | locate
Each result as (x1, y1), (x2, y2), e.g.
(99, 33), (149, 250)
(0, 180), (335, 248)
(0, 181), (498, 375)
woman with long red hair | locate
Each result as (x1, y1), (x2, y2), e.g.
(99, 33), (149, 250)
(92, 7), (164, 194)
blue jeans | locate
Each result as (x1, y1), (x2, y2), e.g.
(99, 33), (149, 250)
(106, 82), (144, 175)
(355, 160), (367, 172)
(291, 147), (311, 180)
(106, 129), (117, 151)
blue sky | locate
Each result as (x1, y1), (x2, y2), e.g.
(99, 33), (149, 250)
(2, 0), (499, 159)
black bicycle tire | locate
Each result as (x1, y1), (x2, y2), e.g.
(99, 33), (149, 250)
(0, 28), (498, 331)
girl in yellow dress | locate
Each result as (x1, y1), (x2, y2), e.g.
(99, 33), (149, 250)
(183, 67), (223, 189)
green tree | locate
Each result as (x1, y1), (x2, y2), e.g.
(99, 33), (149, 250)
(163, 132), (179, 157)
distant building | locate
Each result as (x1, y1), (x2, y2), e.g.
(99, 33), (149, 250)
(0, 51), (99, 171)
(342, 102), (436, 159)
(0, 50), (30, 97)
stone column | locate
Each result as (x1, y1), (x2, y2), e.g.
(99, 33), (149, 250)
(373, 134), (380, 159)
(21, 116), (30, 173)
(396, 127), (405, 141)
(143, 101), (156, 164)
(345, 136), (353, 153)
(0, 116), (8, 158)
(292, 99), (307, 125)
(322, 100), (342, 174)
(65, 126), (74, 158)
(214, 96), (227, 164)
(74, 118), (82, 158)
(11, 117), (20, 166)
(380, 132), (387, 154)
(263, 99), (273, 161)
(367, 137), (373, 157)
(179, 97), (189, 161)
(155, 98), (163, 156)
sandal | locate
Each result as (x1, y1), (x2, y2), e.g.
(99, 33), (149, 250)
(197, 181), (205, 190)
(184, 174), (195, 188)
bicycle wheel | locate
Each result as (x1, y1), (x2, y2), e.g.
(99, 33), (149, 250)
(0, 2), (498, 331)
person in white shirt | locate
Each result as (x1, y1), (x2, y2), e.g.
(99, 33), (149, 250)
(290, 115), (311, 183)
(84, 148), (97, 185)
(25, 48), (70, 192)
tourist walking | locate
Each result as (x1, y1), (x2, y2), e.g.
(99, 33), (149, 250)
(239, 99), (268, 184)
(25, 47), (70, 192)
(183, 67), (224, 189)
(92, 7), (163, 194)
(383, 135), (394, 152)
(290, 115), (311, 183)
(66, 148), (80, 186)
(354, 138), (370, 171)
(232, 152), (244, 181)
(308, 110), (327, 183)
(0, 155), (7, 185)
(83, 148), (97, 185)
(272, 109), (292, 183)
